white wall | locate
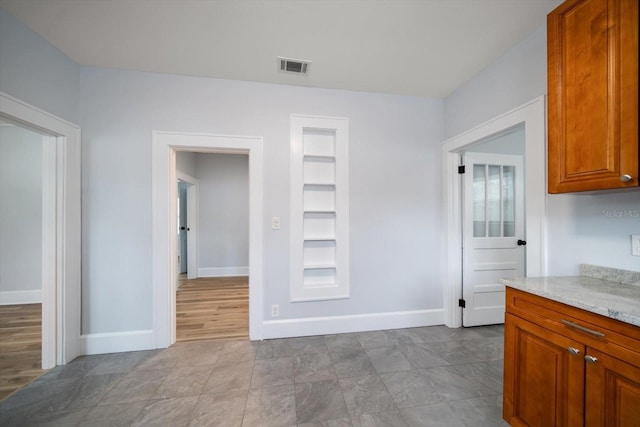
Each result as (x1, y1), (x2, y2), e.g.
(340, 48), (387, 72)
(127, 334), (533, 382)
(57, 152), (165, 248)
(0, 8), (80, 124)
(195, 153), (249, 275)
(79, 66), (444, 334)
(444, 24), (640, 275)
(0, 125), (43, 296)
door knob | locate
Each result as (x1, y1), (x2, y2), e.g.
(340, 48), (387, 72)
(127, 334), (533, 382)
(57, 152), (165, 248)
(620, 174), (633, 183)
(180, 226), (186, 230)
(517, 240), (527, 246)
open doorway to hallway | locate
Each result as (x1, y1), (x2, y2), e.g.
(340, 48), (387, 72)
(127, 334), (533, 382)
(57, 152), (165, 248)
(0, 121), (46, 399)
(174, 151), (249, 342)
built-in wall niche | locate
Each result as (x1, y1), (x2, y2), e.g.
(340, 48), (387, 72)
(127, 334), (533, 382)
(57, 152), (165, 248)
(290, 115), (349, 302)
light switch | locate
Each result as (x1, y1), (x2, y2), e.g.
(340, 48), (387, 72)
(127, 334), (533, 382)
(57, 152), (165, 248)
(272, 217), (281, 230)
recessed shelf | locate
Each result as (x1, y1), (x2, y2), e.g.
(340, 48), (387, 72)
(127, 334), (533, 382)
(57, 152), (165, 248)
(304, 182), (336, 187)
(303, 235), (336, 241)
(291, 115), (349, 302)
(303, 263), (336, 270)
(304, 154), (336, 160)
(303, 209), (336, 214)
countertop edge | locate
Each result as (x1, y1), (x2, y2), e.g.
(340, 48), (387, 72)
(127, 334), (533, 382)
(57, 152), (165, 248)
(499, 276), (640, 328)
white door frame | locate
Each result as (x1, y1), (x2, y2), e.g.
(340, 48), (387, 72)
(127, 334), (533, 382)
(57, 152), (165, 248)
(152, 131), (264, 347)
(177, 171), (199, 280)
(0, 92), (81, 367)
(441, 96), (547, 328)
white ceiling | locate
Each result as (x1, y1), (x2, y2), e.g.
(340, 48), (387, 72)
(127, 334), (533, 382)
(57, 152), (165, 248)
(0, 0), (563, 98)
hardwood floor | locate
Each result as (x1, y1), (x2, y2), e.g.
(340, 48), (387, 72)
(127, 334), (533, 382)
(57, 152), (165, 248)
(176, 275), (249, 342)
(0, 303), (44, 401)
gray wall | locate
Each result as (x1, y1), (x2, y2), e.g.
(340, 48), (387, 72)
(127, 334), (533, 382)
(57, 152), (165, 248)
(0, 8), (80, 124)
(466, 125), (525, 156)
(176, 151), (197, 177)
(444, 26), (548, 139)
(79, 66), (445, 334)
(195, 153), (249, 272)
(0, 125), (43, 293)
(444, 24), (640, 274)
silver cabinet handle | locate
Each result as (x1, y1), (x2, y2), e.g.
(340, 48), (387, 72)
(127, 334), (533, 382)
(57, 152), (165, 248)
(567, 347), (580, 356)
(585, 355), (598, 364)
(620, 174), (633, 182)
(561, 319), (605, 338)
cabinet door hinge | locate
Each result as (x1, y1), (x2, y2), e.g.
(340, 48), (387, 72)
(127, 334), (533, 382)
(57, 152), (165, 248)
(458, 165), (465, 174)
(458, 298), (466, 308)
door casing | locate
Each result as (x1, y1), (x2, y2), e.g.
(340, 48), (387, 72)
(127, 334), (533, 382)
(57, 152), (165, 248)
(152, 132), (264, 346)
(441, 96), (547, 328)
(0, 91), (81, 367)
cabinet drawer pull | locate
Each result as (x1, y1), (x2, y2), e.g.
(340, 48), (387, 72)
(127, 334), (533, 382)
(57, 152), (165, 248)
(567, 347), (580, 355)
(561, 319), (605, 338)
(620, 174), (633, 183)
(585, 355), (598, 364)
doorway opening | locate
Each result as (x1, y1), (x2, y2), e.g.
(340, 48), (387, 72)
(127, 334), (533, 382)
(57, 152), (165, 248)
(152, 132), (264, 349)
(175, 152), (249, 342)
(441, 97), (547, 328)
(0, 92), (81, 397)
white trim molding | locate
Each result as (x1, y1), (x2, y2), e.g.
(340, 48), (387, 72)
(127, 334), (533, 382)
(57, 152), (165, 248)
(441, 96), (547, 328)
(0, 290), (42, 305)
(262, 309), (445, 339)
(198, 267), (249, 277)
(152, 132), (264, 347)
(79, 330), (154, 355)
(0, 92), (81, 368)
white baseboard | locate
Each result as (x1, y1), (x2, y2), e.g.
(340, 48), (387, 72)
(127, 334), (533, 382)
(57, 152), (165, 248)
(79, 330), (155, 355)
(261, 308), (445, 339)
(0, 290), (42, 305)
(198, 266), (249, 277)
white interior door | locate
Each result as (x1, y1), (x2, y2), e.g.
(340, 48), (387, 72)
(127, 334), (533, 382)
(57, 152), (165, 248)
(462, 152), (525, 326)
(178, 182), (188, 274)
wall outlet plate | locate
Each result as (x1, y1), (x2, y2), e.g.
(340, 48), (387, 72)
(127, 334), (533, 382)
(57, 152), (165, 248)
(632, 235), (640, 256)
(271, 304), (280, 317)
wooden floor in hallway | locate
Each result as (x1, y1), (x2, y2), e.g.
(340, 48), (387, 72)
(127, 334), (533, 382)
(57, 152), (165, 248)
(176, 275), (249, 342)
(0, 303), (44, 401)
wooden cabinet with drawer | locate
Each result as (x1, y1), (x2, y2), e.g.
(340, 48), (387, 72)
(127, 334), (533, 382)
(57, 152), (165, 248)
(547, 0), (638, 193)
(503, 287), (640, 426)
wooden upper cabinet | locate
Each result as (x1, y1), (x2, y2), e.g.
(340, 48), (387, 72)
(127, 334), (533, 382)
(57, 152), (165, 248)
(547, 0), (639, 193)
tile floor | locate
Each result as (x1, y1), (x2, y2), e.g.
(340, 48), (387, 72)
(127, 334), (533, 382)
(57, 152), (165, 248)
(0, 325), (508, 426)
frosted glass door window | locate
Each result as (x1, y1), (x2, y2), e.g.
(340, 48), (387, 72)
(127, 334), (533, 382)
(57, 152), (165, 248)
(473, 165), (486, 237)
(487, 165), (501, 237)
(473, 163), (517, 238)
(502, 166), (515, 237)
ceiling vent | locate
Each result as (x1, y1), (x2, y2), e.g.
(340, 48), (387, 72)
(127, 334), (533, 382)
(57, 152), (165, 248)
(278, 57), (311, 75)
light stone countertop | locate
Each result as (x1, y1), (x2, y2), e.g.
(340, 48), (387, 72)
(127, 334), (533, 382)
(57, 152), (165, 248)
(499, 274), (640, 328)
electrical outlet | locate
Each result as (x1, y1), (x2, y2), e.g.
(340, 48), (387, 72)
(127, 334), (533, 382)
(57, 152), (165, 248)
(271, 304), (280, 317)
(272, 217), (280, 230)
(632, 235), (640, 257)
